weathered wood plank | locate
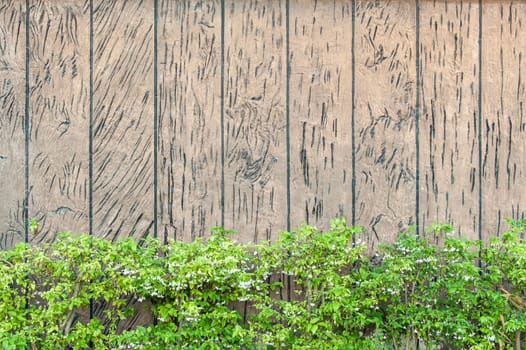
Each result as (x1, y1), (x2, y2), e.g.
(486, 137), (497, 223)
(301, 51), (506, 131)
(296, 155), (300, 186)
(92, 0), (154, 241)
(482, 2), (526, 237)
(354, 0), (416, 248)
(158, 0), (222, 242)
(289, 0), (353, 230)
(223, 0), (287, 242)
(28, 0), (90, 243)
(419, 0), (480, 240)
(0, 1), (26, 249)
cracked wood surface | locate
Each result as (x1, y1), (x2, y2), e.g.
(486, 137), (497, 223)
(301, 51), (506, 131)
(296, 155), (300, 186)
(354, 0), (417, 249)
(289, 0), (354, 231)
(482, 2), (525, 238)
(223, 0), (288, 242)
(419, 0), (480, 240)
(0, 1), (26, 249)
(158, 0), (222, 242)
(92, 0), (155, 241)
(28, 0), (90, 244)
(0, 0), (525, 249)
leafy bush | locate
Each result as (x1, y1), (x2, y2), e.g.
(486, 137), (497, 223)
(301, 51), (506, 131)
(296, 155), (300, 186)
(0, 218), (525, 349)
(0, 232), (142, 349)
(482, 219), (526, 350)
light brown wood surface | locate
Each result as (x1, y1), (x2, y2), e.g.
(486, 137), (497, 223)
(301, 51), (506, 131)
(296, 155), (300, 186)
(0, 0), (525, 248)
(92, 0), (155, 241)
(354, 0), (417, 249)
(289, 0), (353, 231)
(482, 1), (525, 238)
(0, 1), (26, 249)
(419, 0), (480, 240)
(158, 0), (222, 242)
(223, 0), (288, 242)
(28, 0), (90, 243)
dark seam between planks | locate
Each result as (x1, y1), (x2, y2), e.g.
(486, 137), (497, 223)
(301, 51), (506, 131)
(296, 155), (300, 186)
(23, 0), (30, 314)
(286, 0), (291, 302)
(24, 0), (30, 244)
(415, 0), (421, 237)
(89, 0), (94, 321)
(478, 0), (483, 244)
(221, 0), (225, 228)
(351, 0), (356, 227)
(89, 0), (94, 237)
(286, 0), (291, 234)
(153, 0), (159, 240)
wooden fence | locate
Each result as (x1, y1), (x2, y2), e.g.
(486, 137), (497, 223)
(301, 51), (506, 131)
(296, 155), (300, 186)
(1, 0), (525, 251)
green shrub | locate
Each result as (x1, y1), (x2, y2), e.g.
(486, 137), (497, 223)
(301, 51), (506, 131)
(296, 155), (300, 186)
(0, 218), (525, 349)
(482, 218), (526, 349)
(0, 232), (139, 349)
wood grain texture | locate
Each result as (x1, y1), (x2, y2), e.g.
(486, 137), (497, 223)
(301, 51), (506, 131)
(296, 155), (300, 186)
(419, 0), (480, 240)
(482, 2), (526, 237)
(92, 0), (154, 241)
(158, 0), (221, 242)
(0, 1), (26, 249)
(289, 0), (353, 230)
(354, 0), (416, 248)
(28, 0), (90, 243)
(224, 0), (287, 243)
(2, 0), (526, 247)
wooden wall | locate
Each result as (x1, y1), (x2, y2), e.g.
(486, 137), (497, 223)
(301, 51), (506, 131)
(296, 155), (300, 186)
(1, 0), (525, 251)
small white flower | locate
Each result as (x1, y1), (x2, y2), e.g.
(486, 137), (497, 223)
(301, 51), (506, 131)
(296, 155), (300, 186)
(238, 280), (252, 289)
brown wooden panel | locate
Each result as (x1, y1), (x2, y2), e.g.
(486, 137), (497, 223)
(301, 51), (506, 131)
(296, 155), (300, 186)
(289, 0), (353, 230)
(158, 0), (221, 242)
(224, 0), (287, 243)
(482, 2), (526, 237)
(0, 1), (26, 249)
(92, 0), (154, 241)
(419, 1), (480, 240)
(28, 0), (89, 243)
(355, 0), (416, 249)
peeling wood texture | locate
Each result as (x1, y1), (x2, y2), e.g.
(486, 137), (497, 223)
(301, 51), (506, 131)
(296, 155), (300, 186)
(92, 0), (154, 241)
(223, 0), (287, 242)
(419, 0), (480, 240)
(0, 1), (26, 249)
(158, 0), (222, 242)
(289, 0), (353, 230)
(1, 0), (526, 248)
(482, 2), (526, 238)
(28, 0), (90, 243)
(354, 0), (417, 249)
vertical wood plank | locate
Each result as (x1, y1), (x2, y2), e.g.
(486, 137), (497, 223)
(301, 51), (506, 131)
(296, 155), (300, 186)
(289, 0), (353, 230)
(482, 2), (526, 237)
(224, 0), (287, 242)
(0, 1), (26, 249)
(28, 0), (90, 243)
(157, 0), (222, 242)
(92, 0), (154, 241)
(355, 1), (417, 248)
(419, 1), (480, 240)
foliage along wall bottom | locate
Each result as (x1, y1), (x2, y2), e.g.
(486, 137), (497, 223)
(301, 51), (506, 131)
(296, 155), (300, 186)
(1, 218), (525, 349)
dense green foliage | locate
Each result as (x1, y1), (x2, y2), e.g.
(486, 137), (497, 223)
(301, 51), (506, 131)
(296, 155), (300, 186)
(0, 218), (525, 349)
